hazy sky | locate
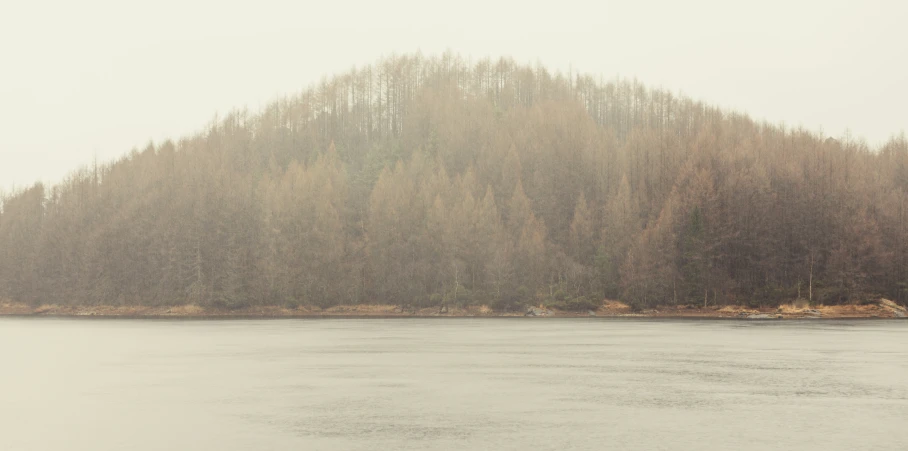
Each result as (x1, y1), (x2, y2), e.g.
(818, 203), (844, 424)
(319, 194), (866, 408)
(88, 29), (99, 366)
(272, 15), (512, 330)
(1, 0), (906, 190)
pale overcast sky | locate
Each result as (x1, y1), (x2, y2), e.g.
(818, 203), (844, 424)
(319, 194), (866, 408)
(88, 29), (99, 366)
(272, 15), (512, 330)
(1, 0), (906, 190)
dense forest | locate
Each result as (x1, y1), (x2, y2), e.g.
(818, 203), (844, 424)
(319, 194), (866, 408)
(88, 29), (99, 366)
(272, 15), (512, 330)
(2, 53), (907, 311)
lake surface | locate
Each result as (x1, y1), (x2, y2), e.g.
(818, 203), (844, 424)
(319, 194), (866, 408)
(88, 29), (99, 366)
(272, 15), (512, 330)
(1, 318), (906, 450)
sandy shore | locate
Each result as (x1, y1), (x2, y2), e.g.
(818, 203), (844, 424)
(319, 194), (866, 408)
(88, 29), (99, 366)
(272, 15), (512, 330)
(1, 299), (906, 319)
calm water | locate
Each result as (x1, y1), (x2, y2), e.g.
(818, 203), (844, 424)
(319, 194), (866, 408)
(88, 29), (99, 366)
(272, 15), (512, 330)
(1, 318), (906, 451)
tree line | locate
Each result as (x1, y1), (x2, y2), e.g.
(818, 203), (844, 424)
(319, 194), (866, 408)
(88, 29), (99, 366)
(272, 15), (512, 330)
(2, 52), (907, 310)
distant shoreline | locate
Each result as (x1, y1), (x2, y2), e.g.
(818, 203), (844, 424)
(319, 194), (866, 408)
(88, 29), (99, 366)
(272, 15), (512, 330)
(2, 301), (905, 320)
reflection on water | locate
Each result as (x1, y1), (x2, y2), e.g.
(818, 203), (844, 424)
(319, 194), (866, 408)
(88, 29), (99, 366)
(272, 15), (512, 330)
(1, 318), (906, 450)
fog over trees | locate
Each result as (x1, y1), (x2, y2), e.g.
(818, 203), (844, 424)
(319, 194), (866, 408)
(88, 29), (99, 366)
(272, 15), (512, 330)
(2, 53), (907, 310)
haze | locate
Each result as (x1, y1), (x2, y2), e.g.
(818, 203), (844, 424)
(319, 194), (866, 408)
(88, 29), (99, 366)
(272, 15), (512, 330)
(1, 0), (906, 190)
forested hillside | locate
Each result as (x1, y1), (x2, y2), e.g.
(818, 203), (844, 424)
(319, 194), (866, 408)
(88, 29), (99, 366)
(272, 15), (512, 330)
(2, 53), (907, 310)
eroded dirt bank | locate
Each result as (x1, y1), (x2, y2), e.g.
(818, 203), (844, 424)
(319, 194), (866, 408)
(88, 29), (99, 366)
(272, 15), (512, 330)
(1, 299), (906, 319)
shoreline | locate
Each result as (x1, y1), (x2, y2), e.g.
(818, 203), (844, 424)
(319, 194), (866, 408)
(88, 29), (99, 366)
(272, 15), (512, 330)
(2, 300), (906, 320)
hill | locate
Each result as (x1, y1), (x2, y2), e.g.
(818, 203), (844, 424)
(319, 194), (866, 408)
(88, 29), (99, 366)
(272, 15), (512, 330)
(2, 52), (907, 312)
